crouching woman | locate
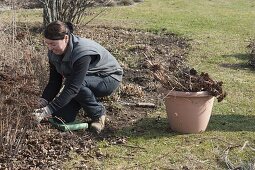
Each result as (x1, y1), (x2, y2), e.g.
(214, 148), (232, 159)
(33, 20), (123, 133)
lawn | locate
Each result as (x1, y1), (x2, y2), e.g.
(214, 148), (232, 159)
(88, 0), (255, 169)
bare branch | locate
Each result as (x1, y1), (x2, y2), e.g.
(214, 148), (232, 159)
(41, 0), (112, 26)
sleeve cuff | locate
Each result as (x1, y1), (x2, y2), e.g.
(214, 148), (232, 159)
(45, 106), (53, 115)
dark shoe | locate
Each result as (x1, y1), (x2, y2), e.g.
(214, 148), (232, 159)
(91, 114), (106, 134)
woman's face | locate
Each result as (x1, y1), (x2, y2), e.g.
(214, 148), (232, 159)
(44, 35), (68, 55)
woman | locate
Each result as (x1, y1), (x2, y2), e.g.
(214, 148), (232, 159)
(32, 20), (123, 133)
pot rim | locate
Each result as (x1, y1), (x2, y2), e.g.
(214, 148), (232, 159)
(165, 90), (212, 98)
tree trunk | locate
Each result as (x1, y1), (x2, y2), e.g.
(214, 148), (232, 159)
(42, 0), (63, 27)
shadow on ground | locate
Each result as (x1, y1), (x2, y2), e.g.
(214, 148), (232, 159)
(220, 53), (254, 71)
(116, 113), (255, 139)
(115, 117), (178, 139)
(208, 114), (255, 132)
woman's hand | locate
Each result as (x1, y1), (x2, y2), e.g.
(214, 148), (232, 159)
(31, 106), (52, 123)
(38, 98), (48, 108)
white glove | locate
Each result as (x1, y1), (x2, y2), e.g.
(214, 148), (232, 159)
(32, 106), (52, 123)
(38, 98), (48, 108)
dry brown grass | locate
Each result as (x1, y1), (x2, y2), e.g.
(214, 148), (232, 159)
(0, 9), (48, 164)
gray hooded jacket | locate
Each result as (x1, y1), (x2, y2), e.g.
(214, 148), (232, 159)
(48, 34), (123, 81)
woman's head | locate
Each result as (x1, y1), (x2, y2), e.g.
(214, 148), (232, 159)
(44, 20), (74, 55)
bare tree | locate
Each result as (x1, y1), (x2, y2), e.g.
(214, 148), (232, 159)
(39, 0), (96, 26)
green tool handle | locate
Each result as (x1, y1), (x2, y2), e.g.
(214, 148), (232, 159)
(49, 119), (88, 131)
(57, 123), (89, 131)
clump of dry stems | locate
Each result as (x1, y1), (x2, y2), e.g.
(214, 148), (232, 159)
(146, 59), (227, 102)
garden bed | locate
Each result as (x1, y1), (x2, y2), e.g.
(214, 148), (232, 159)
(0, 23), (226, 168)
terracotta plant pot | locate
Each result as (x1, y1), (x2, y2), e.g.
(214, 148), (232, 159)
(164, 91), (214, 134)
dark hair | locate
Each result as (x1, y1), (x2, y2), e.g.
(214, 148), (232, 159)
(44, 20), (74, 40)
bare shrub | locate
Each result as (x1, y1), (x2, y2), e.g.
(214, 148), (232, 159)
(40, 0), (101, 26)
(0, 15), (48, 162)
(117, 0), (134, 6)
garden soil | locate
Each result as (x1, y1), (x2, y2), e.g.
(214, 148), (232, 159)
(0, 24), (219, 169)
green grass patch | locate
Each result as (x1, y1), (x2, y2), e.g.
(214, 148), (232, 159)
(0, 8), (42, 23)
(89, 0), (255, 169)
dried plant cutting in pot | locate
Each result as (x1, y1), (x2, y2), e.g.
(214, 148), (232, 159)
(146, 58), (227, 102)
(145, 55), (227, 133)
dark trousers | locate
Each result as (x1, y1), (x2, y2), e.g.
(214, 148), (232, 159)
(52, 75), (120, 123)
